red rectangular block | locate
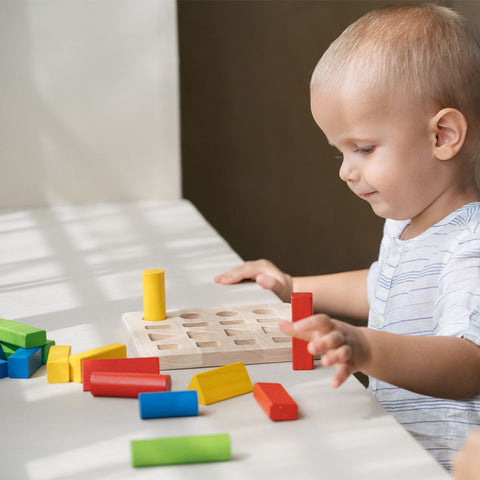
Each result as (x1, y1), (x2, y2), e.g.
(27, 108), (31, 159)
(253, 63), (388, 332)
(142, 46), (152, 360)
(90, 371), (171, 398)
(253, 382), (298, 421)
(291, 292), (313, 370)
(82, 356), (160, 391)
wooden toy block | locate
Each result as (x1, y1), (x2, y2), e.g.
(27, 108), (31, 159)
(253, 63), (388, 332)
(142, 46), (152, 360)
(42, 339), (56, 364)
(188, 361), (253, 405)
(0, 359), (7, 378)
(69, 343), (127, 383)
(143, 269), (166, 321)
(253, 382), (298, 421)
(0, 318), (46, 349)
(46, 345), (71, 383)
(291, 292), (314, 370)
(139, 390), (198, 419)
(90, 371), (171, 397)
(0, 341), (18, 359)
(131, 433), (231, 467)
(8, 347), (43, 378)
(123, 303), (291, 369)
(82, 357), (160, 391)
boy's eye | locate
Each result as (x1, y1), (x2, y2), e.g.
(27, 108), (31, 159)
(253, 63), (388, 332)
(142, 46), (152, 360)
(355, 146), (375, 155)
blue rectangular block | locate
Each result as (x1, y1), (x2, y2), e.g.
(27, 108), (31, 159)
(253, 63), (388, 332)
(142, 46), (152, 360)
(139, 390), (198, 419)
(0, 359), (8, 378)
(8, 347), (43, 378)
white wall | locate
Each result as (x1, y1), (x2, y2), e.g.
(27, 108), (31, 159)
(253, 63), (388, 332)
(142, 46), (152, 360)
(0, 0), (181, 208)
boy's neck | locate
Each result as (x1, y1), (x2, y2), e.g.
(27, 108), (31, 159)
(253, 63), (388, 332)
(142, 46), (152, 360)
(401, 185), (480, 240)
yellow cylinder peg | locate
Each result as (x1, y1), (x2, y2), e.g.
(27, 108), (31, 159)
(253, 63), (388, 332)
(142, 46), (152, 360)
(142, 269), (166, 321)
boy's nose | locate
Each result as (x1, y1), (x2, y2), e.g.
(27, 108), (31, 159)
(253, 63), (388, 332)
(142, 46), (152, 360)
(339, 157), (360, 183)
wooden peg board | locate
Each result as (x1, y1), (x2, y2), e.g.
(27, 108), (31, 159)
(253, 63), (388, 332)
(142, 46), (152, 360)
(122, 303), (292, 370)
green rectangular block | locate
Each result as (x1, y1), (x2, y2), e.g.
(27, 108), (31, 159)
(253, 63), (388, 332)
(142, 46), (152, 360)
(131, 434), (231, 467)
(42, 339), (56, 364)
(0, 318), (46, 348)
(0, 341), (18, 358)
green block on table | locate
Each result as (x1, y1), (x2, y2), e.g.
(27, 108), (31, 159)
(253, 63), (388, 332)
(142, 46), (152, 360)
(0, 318), (46, 348)
(42, 339), (56, 364)
(0, 341), (18, 358)
(131, 433), (231, 467)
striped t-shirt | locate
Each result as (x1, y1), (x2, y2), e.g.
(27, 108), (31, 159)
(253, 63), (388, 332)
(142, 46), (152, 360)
(367, 202), (480, 471)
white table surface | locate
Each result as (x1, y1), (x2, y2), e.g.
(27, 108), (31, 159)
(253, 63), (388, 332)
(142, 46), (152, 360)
(0, 200), (449, 479)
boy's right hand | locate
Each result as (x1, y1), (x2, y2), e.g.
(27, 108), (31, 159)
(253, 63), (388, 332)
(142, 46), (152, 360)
(453, 430), (480, 480)
(214, 259), (293, 302)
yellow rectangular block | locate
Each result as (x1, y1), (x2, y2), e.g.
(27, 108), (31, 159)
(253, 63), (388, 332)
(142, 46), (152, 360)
(69, 343), (127, 383)
(46, 345), (71, 383)
(188, 362), (253, 405)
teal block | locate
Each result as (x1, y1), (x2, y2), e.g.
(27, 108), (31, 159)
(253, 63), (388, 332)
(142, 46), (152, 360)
(8, 347), (43, 378)
(0, 318), (46, 348)
(0, 359), (7, 378)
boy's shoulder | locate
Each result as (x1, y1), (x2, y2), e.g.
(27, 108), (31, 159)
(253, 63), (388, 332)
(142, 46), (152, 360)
(434, 202), (480, 237)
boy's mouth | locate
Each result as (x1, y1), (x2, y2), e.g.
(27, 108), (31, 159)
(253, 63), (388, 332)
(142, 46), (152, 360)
(357, 191), (377, 199)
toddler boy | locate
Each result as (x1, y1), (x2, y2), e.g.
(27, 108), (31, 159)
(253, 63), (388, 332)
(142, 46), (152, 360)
(215, 4), (480, 471)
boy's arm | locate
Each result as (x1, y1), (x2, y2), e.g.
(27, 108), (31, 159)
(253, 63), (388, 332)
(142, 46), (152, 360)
(294, 269), (369, 322)
(281, 317), (480, 398)
(215, 260), (370, 323)
(363, 329), (480, 399)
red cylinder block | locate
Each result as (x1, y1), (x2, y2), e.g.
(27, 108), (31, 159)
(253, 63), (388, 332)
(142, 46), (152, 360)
(90, 371), (171, 397)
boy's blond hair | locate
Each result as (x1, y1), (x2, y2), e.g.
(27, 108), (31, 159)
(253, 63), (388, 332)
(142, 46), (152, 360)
(311, 4), (480, 132)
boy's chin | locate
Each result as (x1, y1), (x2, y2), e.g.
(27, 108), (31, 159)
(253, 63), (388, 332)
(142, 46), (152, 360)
(369, 204), (410, 221)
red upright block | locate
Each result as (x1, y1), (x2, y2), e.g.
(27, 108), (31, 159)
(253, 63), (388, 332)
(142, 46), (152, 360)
(82, 357), (160, 391)
(291, 292), (314, 370)
(90, 371), (171, 398)
(253, 382), (298, 421)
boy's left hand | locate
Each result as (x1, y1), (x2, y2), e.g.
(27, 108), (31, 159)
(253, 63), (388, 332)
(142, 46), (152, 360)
(279, 315), (369, 388)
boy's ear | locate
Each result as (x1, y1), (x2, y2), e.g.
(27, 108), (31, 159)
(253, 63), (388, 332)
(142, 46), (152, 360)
(431, 108), (467, 160)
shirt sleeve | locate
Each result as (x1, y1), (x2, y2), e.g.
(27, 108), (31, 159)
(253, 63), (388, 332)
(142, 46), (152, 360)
(434, 232), (480, 346)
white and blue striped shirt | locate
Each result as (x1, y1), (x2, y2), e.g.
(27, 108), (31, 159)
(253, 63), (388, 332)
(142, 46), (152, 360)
(367, 202), (480, 471)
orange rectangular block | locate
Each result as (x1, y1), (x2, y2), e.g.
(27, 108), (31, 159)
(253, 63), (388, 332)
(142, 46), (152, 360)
(82, 356), (160, 391)
(253, 382), (298, 421)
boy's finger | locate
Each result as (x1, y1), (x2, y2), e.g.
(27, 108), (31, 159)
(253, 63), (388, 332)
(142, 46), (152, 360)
(330, 363), (351, 389)
(256, 273), (276, 290)
(278, 320), (314, 342)
(309, 329), (345, 355)
(278, 315), (333, 342)
(320, 344), (351, 366)
(293, 315), (334, 334)
(214, 264), (257, 284)
(215, 260), (272, 285)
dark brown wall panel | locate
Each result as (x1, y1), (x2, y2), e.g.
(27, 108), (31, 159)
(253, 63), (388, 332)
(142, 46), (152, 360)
(177, 0), (454, 276)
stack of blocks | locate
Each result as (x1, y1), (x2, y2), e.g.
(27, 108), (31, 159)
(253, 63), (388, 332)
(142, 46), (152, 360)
(0, 317), (55, 379)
